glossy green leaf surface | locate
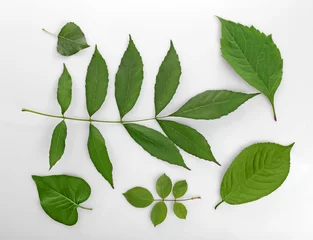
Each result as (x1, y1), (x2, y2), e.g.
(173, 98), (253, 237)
(173, 202), (187, 219)
(158, 120), (218, 165)
(32, 175), (92, 226)
(123, 187), (154, 208)
(85, 46), (109, 116)
(124, 123), (189, 169)
(154, 41), (181, 116)
(156, 174), (172, 199)
(173, 180), (188, 199)
(57, 64), (72, 114)
(171, 90), (258, 120)
(87, 124), (113, 188)
(115, 36), (143, 118)
(56, 22), (89, 56)
(219, 17), (283, 120)
(216, 142), (294, 208)
(49, 120), (67, 169)
(150, 202), (167, 227)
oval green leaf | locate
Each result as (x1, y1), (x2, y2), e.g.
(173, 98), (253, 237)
(173, 202), (187, 219)
(87, 124), (113, 188)
(115, 35), (143, 119)
(158, 120), (219, 165)
(156, 174), (172, 199)
(170, 90), (258, 120)
(155, 41), (181, 116)
(123, 187), (154, 208)
(85, 45), (109, 117)
(216, 142), (294, 209)
(218, 17), (283, 121)
(124, 123), (189, 170)
(49, 120), (67, 169)
(150, 202), (167, 227)
(32, 175), (92, 226)
(57, 64), (72, 115)
(173, 180), (188, 199)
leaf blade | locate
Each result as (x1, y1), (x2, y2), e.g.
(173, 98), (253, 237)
(173, 202), (187, 219)
(57, 64), (72, 115)
(123, 187), (154, 208)
(173, 180), (188, 199)
(156, 174), (172, 199)
(49, 120), (67, 169)
(150, 202), (167, 227)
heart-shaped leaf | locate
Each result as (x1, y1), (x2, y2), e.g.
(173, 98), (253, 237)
(32, 175), (92, 226)
(170, 90), (258, 120)
(218, 17), (283, 121)
(49, 120), (67, 169)
(173, 180), (188, 199)
(215, 142), (294, 209)
(57, 64), (72, 115)
(156, 174), (172, 199)
(150, 202), (167, 227)
(173, 202), (187, 219)
(123, 187), (154, 208)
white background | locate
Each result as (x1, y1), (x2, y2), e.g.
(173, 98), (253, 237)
(1, 0), (312, 239)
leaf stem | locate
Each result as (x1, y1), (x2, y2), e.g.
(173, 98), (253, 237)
(78, 205), (93, 211)
(154, 196), (201, 202)
(42, 28), (58, 38)
(214, 200), (224, 209)
(271, 102), (277, 121)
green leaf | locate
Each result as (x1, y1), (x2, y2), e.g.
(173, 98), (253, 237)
(124, 123), (189, 170)
(85, 45), (109, 117)
(154, 41), (181, 116)
(123, 187), (154, 208)
(156, 174), (172, 199)
(115, 36), (143, 118)
(173, 180), (188, 198)
(150, 202), (167, 227)
(170, 90), (258, 120)
(87, 124), (113, 188)
(54, 22), (89, 56)
(57, 64), (72, 115)
(158, 120), (219, 165)
(49, 121), (67, 169)
(173, 202), (187, 219)
(218, 17), (283, 121)
(215, 142), (294, 209)
(32, 175), (92, 226)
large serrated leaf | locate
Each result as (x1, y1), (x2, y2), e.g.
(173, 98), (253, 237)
(85, 46), (109, 117)
(57, 64), (72, 115)
(156, 174), (172, 199)
(170, 90), (258, 120)
(115, 36), (143, 119)
(150, 202), (167, 227)
(49, 120), (67, 169)
(87, 124), (113, 188)
(32, 175), (92, 226)
(218, 17), (283, 121)
(123, 187), (154, 208)
(124, 123), (189, 170)
(158, 120), (219, 165)
(154, 41), (181, 116)
(215, 142), (294, 209)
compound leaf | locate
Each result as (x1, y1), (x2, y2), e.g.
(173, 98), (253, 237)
(86, 46), (109, 117)
(57, 64), (72, 115)
(173, 202), (187, 219)
(115, 36), (143, 118)
(87, 124), (113, 188)
(218, 17), (283, 121)
(124, 123), (189, 170)
(150, 202), (167, 227)
(155, 41), (181, 116)
(216, 142), (294, 209)
(173, 180), (188, 199)
(156, 174), (172, 199)
(49, 120), (67, 169)
(123, 187), (154, 208)
(32, 175), (92, 226)
(170, 90), (258, 120)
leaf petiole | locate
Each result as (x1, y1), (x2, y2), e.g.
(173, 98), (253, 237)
(78, 205), (93, 211)
(42, 28), (58, 38)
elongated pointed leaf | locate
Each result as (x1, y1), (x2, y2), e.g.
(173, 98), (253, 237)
(215, 142), (294, 209)
(158, 120), (218, 164)
(87, 124), (113, 188)
(156, 174), (172, 199)
(57, 64), (72, 114)
(218, 17), (283, 121)
(173, 202), (187, 219)
(32, 175), (92, 226)
(115, 36), (143, 118)
(170, 90), (258, 120)
(55, 22), (89, 56)
(86, 46), (109, 116)
(173, 180), (188, 199)
(150, 202), (167, 227)
(124, 123), (189, 170)
(154, 41), (181, 116)
(123, 187), (154, 208)
(49, 120), (67, 169)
